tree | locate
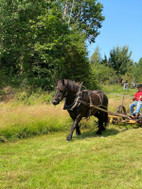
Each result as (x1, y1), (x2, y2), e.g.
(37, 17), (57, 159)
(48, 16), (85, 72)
(108, 46), (133, 75)
(133, 58), (142, 83)
(61, 0), (105, 43)
(0, 0), (42, 73)
(90, 46), (102, 64)
(89, 47), (118, 85)
(0, 0), (105, 89)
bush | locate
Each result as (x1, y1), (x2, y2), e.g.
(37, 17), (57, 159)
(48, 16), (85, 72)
(90, 64), (119, 85)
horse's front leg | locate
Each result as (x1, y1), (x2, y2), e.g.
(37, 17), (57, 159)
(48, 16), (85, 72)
(76, 124), (81, 136)
(67, 114), (82, 141)
(68, 112), (81, 136)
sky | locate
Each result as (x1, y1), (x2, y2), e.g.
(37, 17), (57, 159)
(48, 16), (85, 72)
(87, 0), (142, 63)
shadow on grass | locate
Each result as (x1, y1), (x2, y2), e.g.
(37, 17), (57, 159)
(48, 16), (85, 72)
(74, 127), (129, 140)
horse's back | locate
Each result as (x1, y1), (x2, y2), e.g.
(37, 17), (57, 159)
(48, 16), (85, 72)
(91, 90), (108, 108)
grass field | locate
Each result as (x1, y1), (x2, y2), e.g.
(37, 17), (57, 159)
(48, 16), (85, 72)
(0, 87), (135, 142)
(0, 126), (142, 189)
(0, 85), (142, 188)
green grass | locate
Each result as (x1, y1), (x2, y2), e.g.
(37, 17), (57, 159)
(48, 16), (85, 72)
(0, 86), (142, 188)
(0, 126), (142, 189)
(101, 84), (136, 95)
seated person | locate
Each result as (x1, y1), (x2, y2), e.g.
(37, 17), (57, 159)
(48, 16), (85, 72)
(130, 84), (142, 117)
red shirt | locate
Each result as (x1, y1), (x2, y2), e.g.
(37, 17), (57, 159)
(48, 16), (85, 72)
(134, 91), (142, 101)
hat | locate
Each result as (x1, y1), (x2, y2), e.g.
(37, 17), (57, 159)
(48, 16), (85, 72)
(137, 84), (142, 88)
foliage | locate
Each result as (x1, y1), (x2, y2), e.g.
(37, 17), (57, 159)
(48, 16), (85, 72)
(90, 46), (102, 64)
(14, 88), (54, 105)
(61, 0), (105, 43)
(91, 63), (118, 84)
(0, 0), (105, 89)
(108, 46), (133, 76)
(89, 45), (139, 85)
(90, 47), (119, 85)
(132, 58), (142, 83)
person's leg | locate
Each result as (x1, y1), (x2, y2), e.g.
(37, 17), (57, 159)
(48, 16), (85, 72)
(135, 102), (142, 115)
(130, 101), (138, 116)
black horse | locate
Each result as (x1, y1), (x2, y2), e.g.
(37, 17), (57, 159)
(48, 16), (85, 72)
(52, 79), (108, 141)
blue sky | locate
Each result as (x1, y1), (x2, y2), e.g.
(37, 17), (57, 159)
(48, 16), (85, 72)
(87, 0), (142, 62)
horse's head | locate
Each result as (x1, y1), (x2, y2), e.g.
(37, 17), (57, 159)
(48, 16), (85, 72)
(52, 80), (67, 105)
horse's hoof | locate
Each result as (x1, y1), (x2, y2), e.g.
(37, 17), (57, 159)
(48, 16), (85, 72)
(66, 137), (72, 141)
(102, 127), (106, 131)
(76, 133), (81, 136)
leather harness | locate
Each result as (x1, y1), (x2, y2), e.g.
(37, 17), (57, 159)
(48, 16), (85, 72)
(63, 87), (107, 112)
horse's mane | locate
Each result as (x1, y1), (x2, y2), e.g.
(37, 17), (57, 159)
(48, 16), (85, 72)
(58, 79), (81, 93)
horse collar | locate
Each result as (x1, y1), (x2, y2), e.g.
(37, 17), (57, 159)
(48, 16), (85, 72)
(63, 85), (82, 111)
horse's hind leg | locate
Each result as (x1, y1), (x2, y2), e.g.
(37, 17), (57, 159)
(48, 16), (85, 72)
(96, 119), (104, 135)
(96, 112), (106, 135)
(104, 112), (109, 127)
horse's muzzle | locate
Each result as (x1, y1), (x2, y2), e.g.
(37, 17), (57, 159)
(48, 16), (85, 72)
(52, 99), (60, 105)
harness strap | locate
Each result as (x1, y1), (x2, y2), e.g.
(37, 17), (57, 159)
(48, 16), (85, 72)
(64, 88), (107, 112)
(64, 83), (82, 111)
(69, 95), (80, 111)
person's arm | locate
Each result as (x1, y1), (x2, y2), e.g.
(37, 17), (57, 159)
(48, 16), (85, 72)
(133, 92), (137, 101)
(132, 97), (136, 101)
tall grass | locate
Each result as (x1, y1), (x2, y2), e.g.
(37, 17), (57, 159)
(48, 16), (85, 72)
(0, 84), (138, 142)
(101, 84), (136, 112)
(0, 102), (98, 142)
(101, 84), (136, 95)
(0, 103), (72, 142)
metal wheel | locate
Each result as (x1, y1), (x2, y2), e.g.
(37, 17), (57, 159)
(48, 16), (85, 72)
(116, 105), (127, 120)
(116, 105), (127, 114)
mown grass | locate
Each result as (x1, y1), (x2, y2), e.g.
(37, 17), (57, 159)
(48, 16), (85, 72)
(0, 126), (142, 189)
